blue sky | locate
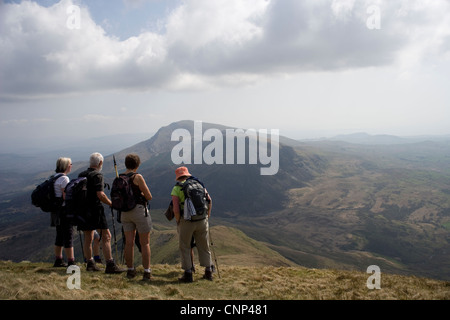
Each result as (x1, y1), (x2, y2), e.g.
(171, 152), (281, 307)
(1, 0), (450, 153)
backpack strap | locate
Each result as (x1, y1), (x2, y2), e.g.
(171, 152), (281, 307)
(52, 173), (64, 180)
(126, 172), (147, 208)
(175, 181), (184, 187)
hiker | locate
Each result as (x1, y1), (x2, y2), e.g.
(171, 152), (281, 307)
(120, 154), (153, 281)
(171, 166), (213, 282)
(78, 152), (125, 274)
(52, 157), (75, 267)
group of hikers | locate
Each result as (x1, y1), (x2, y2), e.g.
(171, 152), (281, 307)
(49, 152), (214, 283)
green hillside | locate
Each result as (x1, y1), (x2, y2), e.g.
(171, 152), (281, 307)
(147, 213), (297, 268)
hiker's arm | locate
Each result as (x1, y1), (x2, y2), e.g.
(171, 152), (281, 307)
(172, 195), (181, 224)
(97, 191), (112, 207)
(136, 174), (152, 201)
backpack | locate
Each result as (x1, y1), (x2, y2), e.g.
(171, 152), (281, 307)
(64, 177), (88, 226)
(180, 176), (209, 221)
(110, 173), (137, 213)
(31, 173), (64, 212)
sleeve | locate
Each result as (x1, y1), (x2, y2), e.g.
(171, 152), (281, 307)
(92, 172), (104, 192)
(171, 185), (181, 198)
(60, 176), (70, 190)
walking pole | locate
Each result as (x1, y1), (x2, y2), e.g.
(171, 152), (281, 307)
(208, 226), (221, 279)
(78, 229), (85, 262)
(110, 207), (119, 263)
(121, 226), (126, 265)
(110, 155), (120, 263)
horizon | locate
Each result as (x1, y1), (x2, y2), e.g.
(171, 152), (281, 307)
(3, 119), (450, 156)
(1, 0), (450, 154)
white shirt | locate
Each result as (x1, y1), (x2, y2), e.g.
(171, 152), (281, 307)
(54, 174), (70, 198)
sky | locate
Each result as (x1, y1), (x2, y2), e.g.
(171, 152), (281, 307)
(1, 0), (450, 153)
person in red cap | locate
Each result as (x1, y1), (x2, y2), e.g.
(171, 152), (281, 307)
(171, 166), (213, 282)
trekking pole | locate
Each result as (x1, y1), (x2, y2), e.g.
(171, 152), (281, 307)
(121, 227), (125, 265)
(110, 207), (120, 263)
(110, 155), (119, 263)
(113, 154), (119, 178)
(209, 227), (221, 279)
(78, 229), (85, 262)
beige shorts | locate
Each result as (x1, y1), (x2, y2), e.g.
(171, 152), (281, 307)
(121, 204), (152, 234)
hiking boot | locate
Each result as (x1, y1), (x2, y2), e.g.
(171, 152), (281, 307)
(178, 271), (193, 283)
(86, 259), (101, 272)
(94, 257), (103, 264)
(142, 271), (152, 281)
(203, 270), (213, 281)
(105, 260), (126, 274)
(127, 268), (137, 279)
(68, 260), (77, 267)
(53, 258), (68, 268)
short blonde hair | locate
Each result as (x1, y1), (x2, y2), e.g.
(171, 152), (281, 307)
(55, 157), (72, 173)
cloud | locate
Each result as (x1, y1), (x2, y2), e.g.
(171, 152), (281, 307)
(0, 0), (449, 100)
(0, 0), (173, 99)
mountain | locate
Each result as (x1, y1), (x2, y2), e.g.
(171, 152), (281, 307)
(329, 132), (410, 145)
(0, 120), (449, 281)
(84, 120), (325, 214)
(325, 132), (450, 145)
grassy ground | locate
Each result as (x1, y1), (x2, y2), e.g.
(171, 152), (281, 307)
(0, 260), (448, 300)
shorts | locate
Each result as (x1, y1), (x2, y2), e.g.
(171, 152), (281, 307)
(121, 204), (152, 234)
(77, 206), (109, 231)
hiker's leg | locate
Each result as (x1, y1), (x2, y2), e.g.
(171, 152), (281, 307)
(194, 220), (212, 268)
(93, 230), (101, 257)
(178, 219), (195, 271)
(54, 222), (64, 257)
(134, 205), (152, 270)
(124, 230), (136, 269)
(101, 229), (113, 261)
(62, 218), (74, 260)
(83, 230), (94, 260)
(139, 232), (151, 270)
(54, 245), (63, 258)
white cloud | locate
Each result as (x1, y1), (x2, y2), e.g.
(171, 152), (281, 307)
(0, 0), (449, 100)
(0, 0), (172, 99)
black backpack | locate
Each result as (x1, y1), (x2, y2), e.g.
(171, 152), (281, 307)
(31, 173), (64, 212)
(111, 173), (137, 213)
(64, 177), (88, 226)
(181, 176), (209, 221)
